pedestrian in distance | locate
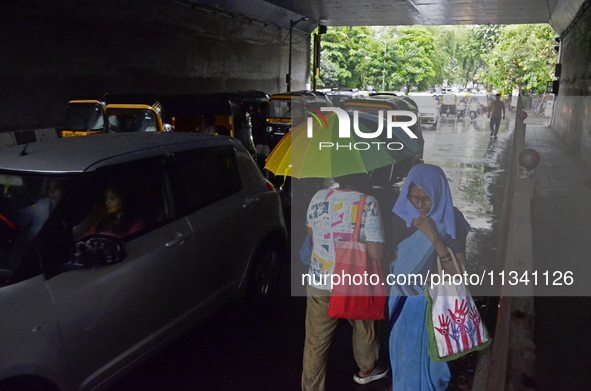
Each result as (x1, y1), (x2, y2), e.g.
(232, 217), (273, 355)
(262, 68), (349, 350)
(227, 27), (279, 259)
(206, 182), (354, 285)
(302, 173), (389, 391)
(387, 164), (470, 391)
(488, 94), (505, 137)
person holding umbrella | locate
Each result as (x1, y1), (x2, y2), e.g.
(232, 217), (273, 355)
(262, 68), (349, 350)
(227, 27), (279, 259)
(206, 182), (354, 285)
(263, 110), (423, 390)
(302, 172), (389, 391)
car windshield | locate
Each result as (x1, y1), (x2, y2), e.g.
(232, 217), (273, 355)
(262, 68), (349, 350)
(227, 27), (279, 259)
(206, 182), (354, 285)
(268, 99), (304, 119)
(107, 109), (158, 132)
(65, 103), (105, 131)
(0, 173), (75, 272)
(409, 96), (436, 109)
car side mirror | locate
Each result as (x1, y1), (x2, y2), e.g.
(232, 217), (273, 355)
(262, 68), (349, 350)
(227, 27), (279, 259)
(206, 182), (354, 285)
(74, 235), (125, 266)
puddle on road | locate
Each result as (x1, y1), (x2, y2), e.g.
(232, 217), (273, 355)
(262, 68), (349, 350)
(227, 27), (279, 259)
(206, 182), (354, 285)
(422, 115), (514, 276)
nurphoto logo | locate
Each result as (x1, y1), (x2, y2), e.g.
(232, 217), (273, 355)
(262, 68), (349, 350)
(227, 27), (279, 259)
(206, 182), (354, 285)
(305, 106), (418, 151)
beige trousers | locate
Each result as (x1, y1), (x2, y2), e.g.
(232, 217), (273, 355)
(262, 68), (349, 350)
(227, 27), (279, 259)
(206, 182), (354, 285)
(301, 285), (380, 391)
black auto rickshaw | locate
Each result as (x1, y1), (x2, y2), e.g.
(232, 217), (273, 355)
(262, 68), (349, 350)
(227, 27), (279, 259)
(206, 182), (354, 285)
(162, 93), (257, 159)
(265, 91), (333, 151)
(235, 91), (271, 169)
(343, 94), (425, 185)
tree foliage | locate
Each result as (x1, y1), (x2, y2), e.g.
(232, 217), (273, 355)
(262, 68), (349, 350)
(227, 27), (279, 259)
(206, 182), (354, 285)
(313, 23), (557, 93)
(481, 24), (557, 93)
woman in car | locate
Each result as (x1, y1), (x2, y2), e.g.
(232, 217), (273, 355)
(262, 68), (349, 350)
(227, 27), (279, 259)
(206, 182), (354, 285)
(87, 186), (144, 238)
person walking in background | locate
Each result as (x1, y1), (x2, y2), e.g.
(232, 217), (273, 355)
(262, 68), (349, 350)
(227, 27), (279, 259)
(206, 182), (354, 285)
(488, 93), (505, 137)
(302, 173), (388, 391)
(387, 164), (470, 391)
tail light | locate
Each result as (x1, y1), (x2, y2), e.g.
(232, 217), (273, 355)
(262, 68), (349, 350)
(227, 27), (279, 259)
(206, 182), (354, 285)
(265, 181), (277, 192)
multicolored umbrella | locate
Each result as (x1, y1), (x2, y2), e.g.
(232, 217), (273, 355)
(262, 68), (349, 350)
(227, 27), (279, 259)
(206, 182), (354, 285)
(265, 111), (420, 178)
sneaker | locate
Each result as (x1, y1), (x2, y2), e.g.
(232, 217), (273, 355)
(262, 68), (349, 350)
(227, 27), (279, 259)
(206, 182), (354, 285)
(353, 364), (389, 385)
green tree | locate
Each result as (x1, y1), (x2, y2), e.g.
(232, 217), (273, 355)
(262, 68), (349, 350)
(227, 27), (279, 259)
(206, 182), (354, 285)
(391, 27), (437, 91)
(316, 26), (373, 88)
(482, 24), (557, 93)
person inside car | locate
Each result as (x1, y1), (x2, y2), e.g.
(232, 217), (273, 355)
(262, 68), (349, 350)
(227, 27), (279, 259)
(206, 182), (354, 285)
(19, 178), (69, 239)
(86, 186), (144, 238)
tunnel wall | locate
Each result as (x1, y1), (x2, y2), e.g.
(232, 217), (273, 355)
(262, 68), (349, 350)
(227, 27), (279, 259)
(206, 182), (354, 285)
(553, 1), (591, 170)
(0, 0), (311, 131)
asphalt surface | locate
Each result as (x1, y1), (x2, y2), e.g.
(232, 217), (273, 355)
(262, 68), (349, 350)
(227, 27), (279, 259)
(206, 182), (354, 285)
(108, 111), (514, 391)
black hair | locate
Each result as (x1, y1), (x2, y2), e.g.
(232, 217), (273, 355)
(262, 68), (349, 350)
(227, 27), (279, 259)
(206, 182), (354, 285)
(334, 173), (370, 191)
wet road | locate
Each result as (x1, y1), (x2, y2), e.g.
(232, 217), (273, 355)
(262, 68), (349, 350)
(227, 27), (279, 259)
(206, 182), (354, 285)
(424, 111), (513, 294)
(108, 111), (514, 391)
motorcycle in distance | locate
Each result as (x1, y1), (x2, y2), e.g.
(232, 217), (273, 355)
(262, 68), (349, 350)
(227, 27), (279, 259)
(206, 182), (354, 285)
(456, 100), (467, 119)
(469, 99), (479, 120)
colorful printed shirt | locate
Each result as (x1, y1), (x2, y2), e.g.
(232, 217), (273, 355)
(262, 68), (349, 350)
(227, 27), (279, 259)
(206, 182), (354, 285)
(306, 188), (385, 290)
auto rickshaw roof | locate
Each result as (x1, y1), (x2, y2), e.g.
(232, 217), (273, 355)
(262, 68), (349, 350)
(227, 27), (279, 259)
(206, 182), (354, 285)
(343, 95), (417, 111)
(235, 90), (270, 103)
(104, 93), (161, 106)
(269, 91), (331, 106)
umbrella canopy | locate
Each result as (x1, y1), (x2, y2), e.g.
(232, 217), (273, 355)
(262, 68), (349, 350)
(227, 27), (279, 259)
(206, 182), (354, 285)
(265, 111), (420, 179)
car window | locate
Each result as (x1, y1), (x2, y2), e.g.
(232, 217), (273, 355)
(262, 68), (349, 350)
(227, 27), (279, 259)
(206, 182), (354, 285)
(0, 173), (76, 276)
(72, 157), (173, 241)
(173, 149), (241, 214)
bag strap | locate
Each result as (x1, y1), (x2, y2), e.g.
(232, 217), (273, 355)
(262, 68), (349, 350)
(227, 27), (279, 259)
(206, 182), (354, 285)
(436, 246), (466, 276)
(352, 194), (368, 242)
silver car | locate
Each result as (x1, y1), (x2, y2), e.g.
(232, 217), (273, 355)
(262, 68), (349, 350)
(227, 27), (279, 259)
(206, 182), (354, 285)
(408, 93), (440, 128)
(0, 133), (286, 391)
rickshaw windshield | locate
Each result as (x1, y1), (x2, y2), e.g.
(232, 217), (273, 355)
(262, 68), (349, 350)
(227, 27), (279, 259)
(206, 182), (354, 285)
(107, 109), (158, 132)
(268, 98), (304, 119)
(65, 103), (104, 131)
(0, 173), (76, 272)
(441, 95), (456, 104)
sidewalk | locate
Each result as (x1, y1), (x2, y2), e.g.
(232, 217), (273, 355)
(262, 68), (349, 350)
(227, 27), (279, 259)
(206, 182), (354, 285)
(524, 124), (591, 390)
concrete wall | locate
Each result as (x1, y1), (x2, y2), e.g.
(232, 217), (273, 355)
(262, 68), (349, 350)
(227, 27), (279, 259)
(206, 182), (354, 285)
(0, 0), (311, 131)
(553, 1), (591, 170)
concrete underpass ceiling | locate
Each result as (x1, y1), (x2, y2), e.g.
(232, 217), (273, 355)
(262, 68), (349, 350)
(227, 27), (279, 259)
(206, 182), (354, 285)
(193, 0), (586, 34)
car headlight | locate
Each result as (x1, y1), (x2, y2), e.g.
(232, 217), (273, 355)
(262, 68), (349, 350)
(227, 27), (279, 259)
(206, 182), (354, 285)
(266, 126), (273, 133)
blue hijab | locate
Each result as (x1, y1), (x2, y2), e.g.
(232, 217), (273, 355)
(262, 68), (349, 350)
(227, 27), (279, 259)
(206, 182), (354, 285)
(392, 164), (458, 239)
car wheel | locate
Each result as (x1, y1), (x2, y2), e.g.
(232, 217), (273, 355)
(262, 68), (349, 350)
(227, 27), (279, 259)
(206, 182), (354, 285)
(249, 241), (284, 299)
(432, 121), (437, 128)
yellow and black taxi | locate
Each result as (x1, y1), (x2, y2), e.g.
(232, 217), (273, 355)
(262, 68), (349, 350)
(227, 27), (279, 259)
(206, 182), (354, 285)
(105, 102), (166, 133)
(62, 98), (106, 137)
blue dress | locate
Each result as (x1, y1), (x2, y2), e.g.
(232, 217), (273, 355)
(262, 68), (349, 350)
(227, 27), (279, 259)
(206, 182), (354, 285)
(388, 208), (469, 391)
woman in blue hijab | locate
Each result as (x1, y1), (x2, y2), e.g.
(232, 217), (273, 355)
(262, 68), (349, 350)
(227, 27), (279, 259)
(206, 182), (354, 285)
(388, 164), (470, 390)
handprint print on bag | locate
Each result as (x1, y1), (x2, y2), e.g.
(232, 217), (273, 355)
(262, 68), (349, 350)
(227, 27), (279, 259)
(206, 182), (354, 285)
(447, 299), (470, 351)
(469, 306), (484, 345)
(434, 314), (454, 355)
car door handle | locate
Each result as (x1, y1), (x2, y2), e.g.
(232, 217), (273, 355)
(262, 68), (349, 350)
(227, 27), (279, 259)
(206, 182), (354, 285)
(243, 197), (259, 208)
(165, 232), (192, 247)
